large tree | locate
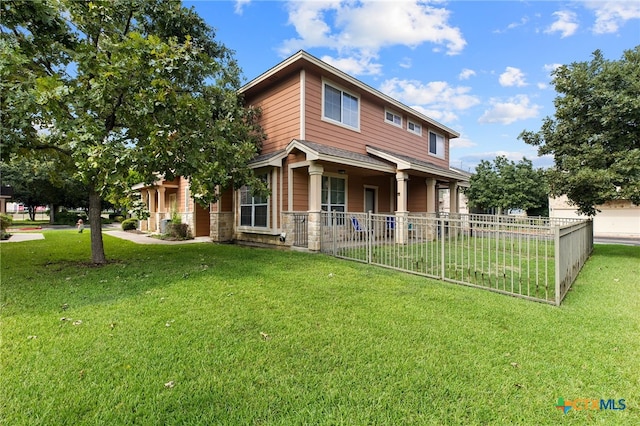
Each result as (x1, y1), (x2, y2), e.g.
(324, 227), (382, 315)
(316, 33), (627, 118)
(519, 47), (640, 216)
(1, 0), (265, 263)
(465, 156), (548, 216)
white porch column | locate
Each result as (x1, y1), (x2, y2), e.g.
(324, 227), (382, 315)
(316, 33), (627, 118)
(148, 188), (157, 232)
(426, 178), (437, 213)
(449, 181), (459, 214)
(158, 187), (166, 213)
(308, 162), (324, 251)
(140, 189), (148, 231)
(395, 171), (409, 244)
(396, 171), (408, 213)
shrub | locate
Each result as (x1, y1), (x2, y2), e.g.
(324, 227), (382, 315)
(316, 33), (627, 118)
(166, 223), (191, 239)
(0, 213), (13, 231)
(54, 210), (87, 226)
(121, 218), (138, 231)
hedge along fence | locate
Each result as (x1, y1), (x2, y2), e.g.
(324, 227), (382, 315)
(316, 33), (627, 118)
(320, 212), (593, 306)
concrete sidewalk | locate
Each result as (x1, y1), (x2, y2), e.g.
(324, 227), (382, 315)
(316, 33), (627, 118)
(0, 233), (45, 243)
(104, 230), (212, 245)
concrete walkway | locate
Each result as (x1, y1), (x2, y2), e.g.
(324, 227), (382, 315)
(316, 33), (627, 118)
(0, 233), (45, 243)
(104, 230), (212, 245)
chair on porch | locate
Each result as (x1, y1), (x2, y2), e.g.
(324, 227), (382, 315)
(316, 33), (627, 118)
(350, 216), (369, 240)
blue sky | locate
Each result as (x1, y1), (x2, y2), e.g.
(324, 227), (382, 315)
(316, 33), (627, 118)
(185, 0), (639, 171)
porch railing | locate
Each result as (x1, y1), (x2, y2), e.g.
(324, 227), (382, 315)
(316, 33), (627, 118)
(320, 211), (593, 305)
(282, 212), (309, 248)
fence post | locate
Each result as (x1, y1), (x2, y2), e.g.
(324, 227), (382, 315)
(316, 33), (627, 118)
(332, 210), (337, 256)
(441, 217), (446, 280)
(367, 211), (372, 264)
(554, 225), (561, 306)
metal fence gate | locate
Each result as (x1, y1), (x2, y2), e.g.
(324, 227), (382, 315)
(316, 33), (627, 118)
(320, 211), (592, 305)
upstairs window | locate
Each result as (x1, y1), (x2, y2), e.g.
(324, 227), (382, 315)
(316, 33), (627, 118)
(323, 82), (359, 129)
(385, 109), (402, 127)
(429, 131), (445, 158)
(240, 174), (269, 227)
(407, 120), (422, 136)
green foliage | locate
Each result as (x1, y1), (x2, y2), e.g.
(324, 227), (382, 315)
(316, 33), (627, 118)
(1, 0), (266, 263)
(0, 213), (13, 230)
(165, 223), (191, 239)
(53, 210), (86, 226)
(520, 47), (640, 216)
(121, 218), (138, 231)
(0, 213), (13, 239)
(465, 156), (548, 214)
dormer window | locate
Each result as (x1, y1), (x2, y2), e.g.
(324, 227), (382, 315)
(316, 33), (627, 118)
(385, 109), (402, 127)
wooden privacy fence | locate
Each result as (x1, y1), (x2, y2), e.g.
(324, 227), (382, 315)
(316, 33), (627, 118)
(320, 211), (593, 305)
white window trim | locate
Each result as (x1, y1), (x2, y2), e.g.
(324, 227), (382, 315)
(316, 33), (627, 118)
(321, 173), (348, 213)
(428, 131), (446, 159)
(407, 120), (422, 136)
(384, 108), (402, 128)
(321, 78), (361, 132)
(237, 171), (271, 231)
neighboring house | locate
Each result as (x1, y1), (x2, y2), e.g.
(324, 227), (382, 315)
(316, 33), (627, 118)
(135, 50), (469, 249)
(0, 186), (13, 214)
(549, 195), (640, 239)
(440, 167), (471, 214)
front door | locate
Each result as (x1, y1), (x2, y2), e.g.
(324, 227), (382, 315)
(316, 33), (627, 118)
(365, 187), (376, 213)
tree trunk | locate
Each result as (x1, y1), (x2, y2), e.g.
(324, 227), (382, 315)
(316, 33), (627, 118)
(49, 204), (56, 224)
(89, 189), (107, 264)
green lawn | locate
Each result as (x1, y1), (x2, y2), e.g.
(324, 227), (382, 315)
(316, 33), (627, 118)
(1, 230), (638, 425)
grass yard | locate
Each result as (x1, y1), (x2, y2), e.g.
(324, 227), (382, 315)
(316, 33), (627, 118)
(1, 230), (638, 425)
(337, 234), (557, 302)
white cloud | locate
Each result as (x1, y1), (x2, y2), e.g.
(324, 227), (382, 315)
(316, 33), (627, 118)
(412, 106), (459, 123)
(380, 78), (481, 116)
(537, 82), (548, 90)
(478, 95), (542, 125)
(499, 67), (527, 87)
(543, 63), (562, 73)
(399, 57), (412, 69)
(585, 1), (640, 34)
(279, 0), (467, 69)
(545, 10), (579, 38)
(379, 78), (480, 125)
(458, 68), (476, 80)
(321, 53), (383, 76)
(234, 0), (251, 15)
(450, 137), (476, 149)
(493, 16), (529, 34)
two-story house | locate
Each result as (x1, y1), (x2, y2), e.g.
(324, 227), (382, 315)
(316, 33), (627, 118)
(136, 50), (469, 250)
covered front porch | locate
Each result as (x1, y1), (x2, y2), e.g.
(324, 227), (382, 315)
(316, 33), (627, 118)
(278, 140), (469, 251)
(133, 177), (211, 237)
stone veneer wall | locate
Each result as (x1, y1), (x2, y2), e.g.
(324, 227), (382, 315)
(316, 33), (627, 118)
(210, 212), (234, 242)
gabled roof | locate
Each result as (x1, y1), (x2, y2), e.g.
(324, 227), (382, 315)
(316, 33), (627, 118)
(366, 146), (469, 182)
(286, 140), (395, 173)
(240, 50), (460, 139)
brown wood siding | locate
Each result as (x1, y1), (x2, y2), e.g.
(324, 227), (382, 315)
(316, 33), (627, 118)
(292, 167), (308, 211)
(220, 186), (233, 212)
(303, 71), (449, 169)
(245, 73), (300, 154)
(194, 202), (210, 236)
(407, 179), (428, 212)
